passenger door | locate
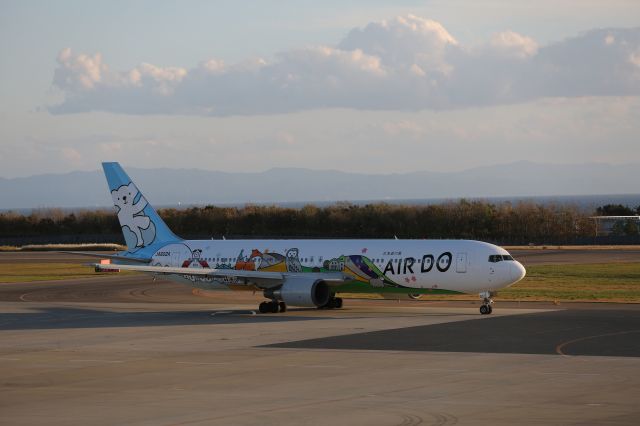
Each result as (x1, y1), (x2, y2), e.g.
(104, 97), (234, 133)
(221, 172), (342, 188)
(455, 252), (467, 273)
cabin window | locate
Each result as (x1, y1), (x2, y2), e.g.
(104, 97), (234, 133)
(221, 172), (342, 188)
(489, 255), (503, 263)
(502, 255), (514, 261)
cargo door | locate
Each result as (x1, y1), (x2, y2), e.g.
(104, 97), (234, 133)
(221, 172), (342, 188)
(455, 252), (467, 273)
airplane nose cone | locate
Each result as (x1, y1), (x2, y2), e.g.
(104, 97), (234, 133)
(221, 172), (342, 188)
(510, 261), (526, 283)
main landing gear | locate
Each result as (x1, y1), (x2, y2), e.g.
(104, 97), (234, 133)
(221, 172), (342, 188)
(479, 291), (493, 315)
(257, 296), (344, 313)
(258, 300), (287, 314)
(318, 296), (343, 310)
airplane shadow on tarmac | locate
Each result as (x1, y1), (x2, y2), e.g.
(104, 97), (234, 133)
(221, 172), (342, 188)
(0, 307), (329, 330)
(266, 309), (640, 358)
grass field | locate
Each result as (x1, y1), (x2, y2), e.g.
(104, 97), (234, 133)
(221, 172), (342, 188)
(0, 263), (135, 283)
(0, 243), (125, 252)
(499, 263), (640, 302)
(341, 263), (640, 303)
(1, 261), (639, 303)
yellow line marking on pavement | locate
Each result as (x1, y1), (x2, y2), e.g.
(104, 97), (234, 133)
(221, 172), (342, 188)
(555, 330), (640, 356)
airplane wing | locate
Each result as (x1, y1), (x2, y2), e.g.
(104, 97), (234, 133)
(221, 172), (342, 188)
(93, 263), (348, 289)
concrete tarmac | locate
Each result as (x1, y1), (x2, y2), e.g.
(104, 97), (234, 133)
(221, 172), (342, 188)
(1, 251), (640, 425)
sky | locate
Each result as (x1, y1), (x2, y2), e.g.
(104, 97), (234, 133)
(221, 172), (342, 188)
(0, 0), (639, 178)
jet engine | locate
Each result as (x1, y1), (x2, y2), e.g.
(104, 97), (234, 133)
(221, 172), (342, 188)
(271, 277), (330, 307)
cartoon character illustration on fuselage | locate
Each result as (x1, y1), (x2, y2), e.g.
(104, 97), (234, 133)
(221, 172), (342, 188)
(234, 249), (256, 271)
(252, 249), (287, 272)
(285, 248), (303, 272)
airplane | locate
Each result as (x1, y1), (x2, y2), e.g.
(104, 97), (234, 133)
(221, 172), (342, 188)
(88, 162), (526, 315)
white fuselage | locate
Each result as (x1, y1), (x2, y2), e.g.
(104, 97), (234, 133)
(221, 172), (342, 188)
(149, 239), (526, 295)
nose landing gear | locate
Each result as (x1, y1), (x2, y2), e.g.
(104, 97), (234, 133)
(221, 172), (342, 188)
(480, 304), (493, 315)
(479, 291), (494, 315)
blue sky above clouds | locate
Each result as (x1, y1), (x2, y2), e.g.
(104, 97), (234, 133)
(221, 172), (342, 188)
(1, 0), (639, 177)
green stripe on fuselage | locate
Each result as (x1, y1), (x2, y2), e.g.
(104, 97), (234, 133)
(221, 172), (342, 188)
(336, 280), (464, 295)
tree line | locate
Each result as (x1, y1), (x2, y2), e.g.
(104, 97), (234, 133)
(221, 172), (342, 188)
(2, 200), (628, 245)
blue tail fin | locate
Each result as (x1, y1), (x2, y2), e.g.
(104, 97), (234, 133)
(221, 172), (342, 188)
(102, 162), (180, 252)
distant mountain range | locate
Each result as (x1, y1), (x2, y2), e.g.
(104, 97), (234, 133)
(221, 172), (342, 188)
(1, 161), (638, 210)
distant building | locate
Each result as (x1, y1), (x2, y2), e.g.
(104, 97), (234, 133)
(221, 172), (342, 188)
(591, 215), (640, 236)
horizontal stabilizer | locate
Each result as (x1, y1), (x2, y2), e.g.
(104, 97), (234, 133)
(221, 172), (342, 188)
(60, 251), (152, 264)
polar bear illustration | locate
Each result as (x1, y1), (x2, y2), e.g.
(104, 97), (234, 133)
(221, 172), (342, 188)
(111, 183), (155, 248)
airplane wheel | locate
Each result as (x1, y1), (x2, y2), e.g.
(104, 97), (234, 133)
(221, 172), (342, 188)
(259, 302), (269, 314)
(334, 297), (343, 309)
(270, 302), (279, 313)
(487, 305), (493, 314)
(279, 302), (287, 313)
(480, 305), (489, 315)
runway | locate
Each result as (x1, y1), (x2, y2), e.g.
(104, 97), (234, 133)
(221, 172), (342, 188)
(1, 251), (640, 425)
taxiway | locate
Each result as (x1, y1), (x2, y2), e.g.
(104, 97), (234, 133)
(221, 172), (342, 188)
(1, 251), (639, 425)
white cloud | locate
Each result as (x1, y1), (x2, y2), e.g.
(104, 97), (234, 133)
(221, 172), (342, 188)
(49, 17), (640, 115)
(130, 63), (187, 95)
(338, 14), (457, 74)
(489, 31), (538, 58)
(54, 48), (106, 90)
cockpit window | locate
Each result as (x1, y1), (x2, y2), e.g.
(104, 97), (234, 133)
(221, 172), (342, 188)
(489, 254), (515, 262)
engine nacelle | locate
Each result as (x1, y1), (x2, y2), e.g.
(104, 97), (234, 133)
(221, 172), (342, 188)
(274, 277), (330, 307)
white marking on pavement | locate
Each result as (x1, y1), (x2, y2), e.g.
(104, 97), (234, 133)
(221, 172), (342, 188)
(175, 361), (230, 365)
(536, 372), (601, 376)
(414, 368), (469, 373)
(284, 363), (347, 369)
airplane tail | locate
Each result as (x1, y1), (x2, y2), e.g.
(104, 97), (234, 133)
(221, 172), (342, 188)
(102, 162), (181, 252)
